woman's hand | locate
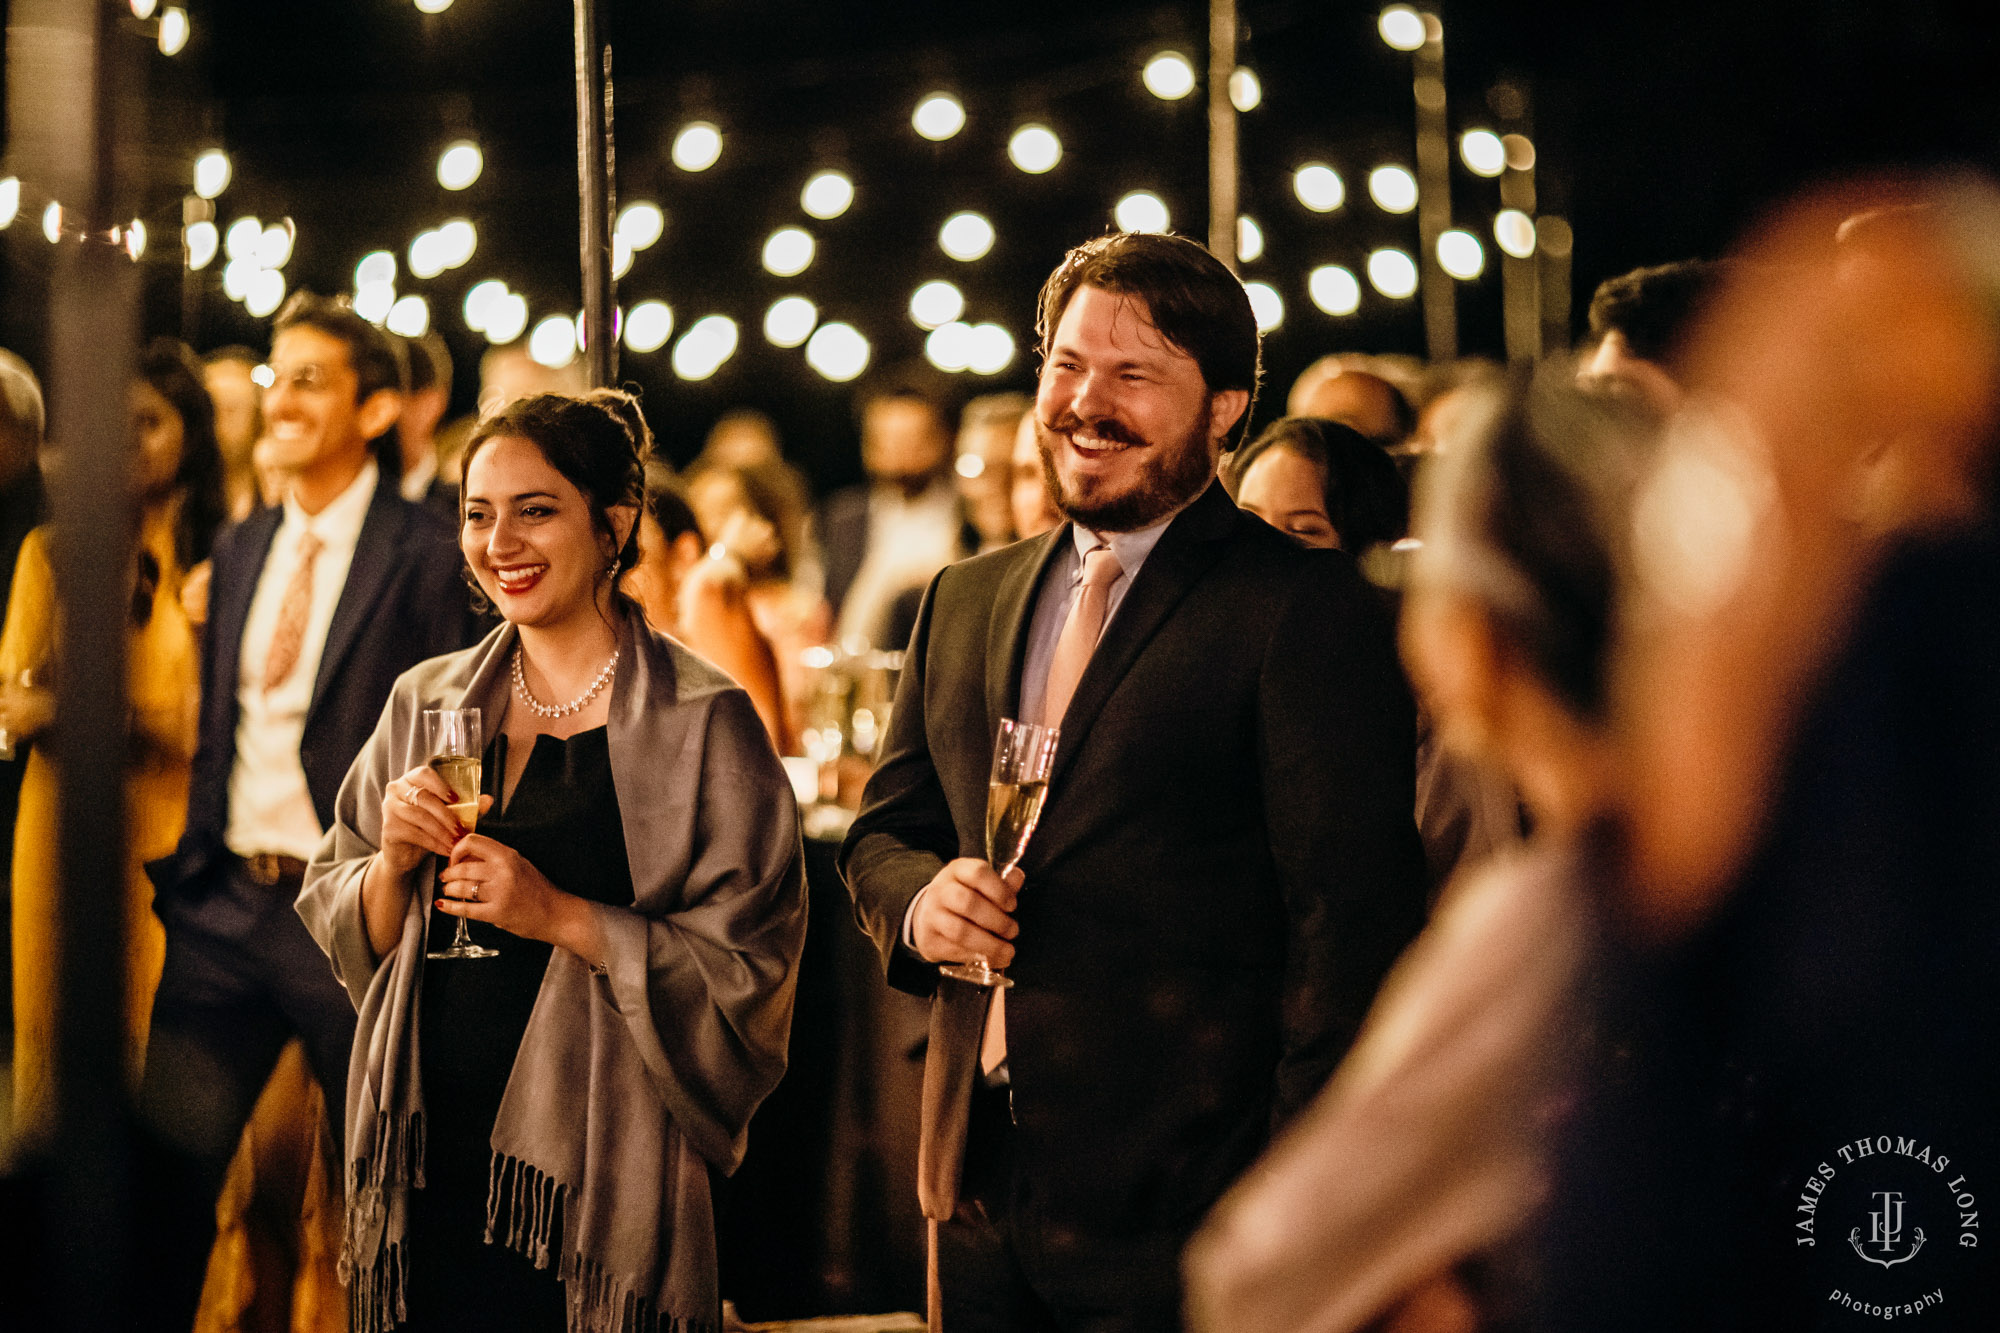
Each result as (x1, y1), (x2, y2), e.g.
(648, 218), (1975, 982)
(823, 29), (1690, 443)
(438, 836), (607, 963)
(0, 675), (55, 743)
(377, 765), (487, 880)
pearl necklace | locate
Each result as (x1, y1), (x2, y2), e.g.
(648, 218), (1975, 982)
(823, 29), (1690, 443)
(512, 645), (620, 719)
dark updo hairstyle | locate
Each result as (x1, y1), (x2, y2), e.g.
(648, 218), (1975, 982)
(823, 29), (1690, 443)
(463, 388), (652, 591)
(139, 337), (227, 572)
(1224, 416), (1409, 553)
(1413, 367), (1661, 721)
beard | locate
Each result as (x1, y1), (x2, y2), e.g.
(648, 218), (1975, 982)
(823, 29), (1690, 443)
(1036, 401), (1217, 532)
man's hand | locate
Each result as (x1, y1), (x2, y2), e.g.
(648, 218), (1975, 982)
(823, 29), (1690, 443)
(910, 857), (1023, 968)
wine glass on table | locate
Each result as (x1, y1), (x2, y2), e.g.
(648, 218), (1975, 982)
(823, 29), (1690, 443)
(423, 707), (496, 961)
(939, 716), (1058, 990)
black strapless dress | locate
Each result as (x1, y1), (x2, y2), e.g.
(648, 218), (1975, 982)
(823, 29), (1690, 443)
(402, 726), (632, 1331)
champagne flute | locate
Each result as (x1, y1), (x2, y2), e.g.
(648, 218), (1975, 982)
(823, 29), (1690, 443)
(423, 707), (497, 961)
(940, 716), (1058, 989)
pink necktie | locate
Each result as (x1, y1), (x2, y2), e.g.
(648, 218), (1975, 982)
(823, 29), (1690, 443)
(262, 531), (323, 693)
(982, 543), (1123, 1075)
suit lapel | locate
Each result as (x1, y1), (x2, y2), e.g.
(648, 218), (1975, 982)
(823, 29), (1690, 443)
(309, 482), (408, 722)
(984, 526), (1068, 741)
(216, 507), (282, 708)
(1045, 482), (1239, 793)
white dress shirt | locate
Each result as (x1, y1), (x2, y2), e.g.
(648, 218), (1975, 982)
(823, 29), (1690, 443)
(398, 449), (439, 503)
(225, 461), (379, 860)
(834, 477), (966, 649)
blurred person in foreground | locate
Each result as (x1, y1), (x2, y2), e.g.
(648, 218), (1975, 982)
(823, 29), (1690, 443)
(1226, 417), (1520, 894)
(843, 231), (1426, 1332)
(1534, 180), (2000, 1332)
(393, 331), (458, 520)
(204, 346), (265, 522)
(956, 392), (1034, 551)
(821, 382), (978, 648)
(623, 462), (793, 752)
(1288, 354), (1418, 447)
(299, 390), (805, 1331)
(3, 338), (224, 1132)
(139, 294), (481, 1327)
(0, 350), (44, 1049)
(1187, 372), (1658, 1333)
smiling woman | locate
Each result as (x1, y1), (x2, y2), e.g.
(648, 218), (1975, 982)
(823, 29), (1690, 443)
(298, 389), (807, 1333)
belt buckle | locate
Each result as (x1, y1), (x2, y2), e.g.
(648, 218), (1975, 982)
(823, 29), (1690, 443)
(247, 852), (282, 886)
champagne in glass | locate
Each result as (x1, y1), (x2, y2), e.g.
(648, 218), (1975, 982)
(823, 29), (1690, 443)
(423, 707), (497, 960)
(941, 716), (1058, 989)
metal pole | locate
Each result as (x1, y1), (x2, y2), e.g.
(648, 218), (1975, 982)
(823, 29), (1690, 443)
(574, 0), (616, 388)
(1412, 13), (1455, 361)
(1207, 0), (1239, 273)
(5, 0), (141, 1325)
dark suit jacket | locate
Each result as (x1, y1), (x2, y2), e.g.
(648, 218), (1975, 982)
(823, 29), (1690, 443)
(149, 476), (481, 907)
(841, 480), (1428, 1246)
(818, 479), (981, 624)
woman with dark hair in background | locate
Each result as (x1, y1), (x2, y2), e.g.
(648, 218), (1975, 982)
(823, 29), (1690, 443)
(1, 337), (224, 1130)
(1188, 371), (1660, 1333)
(1226, 415), (1410, 556)
(299, 390), (805, 1332)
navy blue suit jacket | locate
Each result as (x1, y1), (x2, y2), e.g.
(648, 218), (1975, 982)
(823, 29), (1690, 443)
(149, 476), (481, 905)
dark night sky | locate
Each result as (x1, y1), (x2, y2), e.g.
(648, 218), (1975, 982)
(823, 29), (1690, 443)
(5, 0), (1999, 487)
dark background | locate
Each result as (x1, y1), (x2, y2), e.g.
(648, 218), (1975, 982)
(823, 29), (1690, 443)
(4, 0), (1999, 490)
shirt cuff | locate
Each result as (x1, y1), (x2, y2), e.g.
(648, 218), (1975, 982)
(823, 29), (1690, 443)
(900, 883), (931, 954)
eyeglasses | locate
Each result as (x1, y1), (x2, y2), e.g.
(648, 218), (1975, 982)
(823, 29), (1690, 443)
(254, 362), (340, 393)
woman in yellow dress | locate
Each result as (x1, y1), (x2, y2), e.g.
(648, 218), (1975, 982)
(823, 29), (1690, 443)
(2, 337), (224, 1131)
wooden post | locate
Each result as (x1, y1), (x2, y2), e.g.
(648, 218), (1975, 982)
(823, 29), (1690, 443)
(574, 0), (616, 387)
(1207, 0), (1239, 273)
(1413, 13), (1456, 362)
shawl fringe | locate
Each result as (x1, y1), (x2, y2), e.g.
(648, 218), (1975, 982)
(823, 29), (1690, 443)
(487, 1150), (718, 1333)
(342, 1108), (425, 1333)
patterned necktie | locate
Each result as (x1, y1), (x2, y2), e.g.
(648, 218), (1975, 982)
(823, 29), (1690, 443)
(981, 543), (1125, 1076)
(262, 530), (323, 693)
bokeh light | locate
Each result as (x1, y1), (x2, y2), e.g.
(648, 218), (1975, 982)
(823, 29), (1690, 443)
(408, 229), (447, 280)
(1494, 209), (1537, 258)
(617, 201), (665, 250)
(530, 315), (579, 369)
(1367, 248), (1419, 298)
(1309, 265), (1362, 316)
(1378, 5), (1426, 51)
(0, 179), (18, 229)
(1229, 68), (1262, 112)
(1459, 130), (1504, 178)
(806, 322), (870, 382)
(194, 149), (231, 199)
(1293, 164), (1345, 212)
(762, 226), (815, 277)
(353, 280), (396, 324)
(1437, 229), (1485, 280)
(1142, 51), (1196, 100)
(939, 211), (995, 261)
(483, 292), (529, 345)
(256, 221), (294, 270)
(437, 141), (482, 190)
(1244, 281), (1284, 332)
(671, 121), (723, 172)
(463, 279), (507, 332)
(912, 93), (966, 141)
(1008, 125), (1062, 174)
(1368, 166), (1418, 214)
(158, 7), (189, 57)
(1237, 216), (1264, 263)
(968, 323), (1015, 375)
(801, 172), (854, 220)
(925, 321), (974, 373)
(185, 219), (218, 269)
(386, 295), (430, 338)
(245, 269), (286, 319)
(224, 216), (262, 262)
(355, 250), (396, 289)
(909, 280), (965, 329)
(764, 296), (817, 348)
(1114, 191), (1170, 234)
(672, 315), (739, 381)
(625, 300), (675, 353)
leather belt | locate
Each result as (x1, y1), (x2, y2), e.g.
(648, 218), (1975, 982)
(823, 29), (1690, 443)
(237, 851), (308, 886)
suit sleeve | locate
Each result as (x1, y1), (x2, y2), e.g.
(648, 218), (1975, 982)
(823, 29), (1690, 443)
(839, 568), (958, 996)
(1259, 556), (1429, 1122)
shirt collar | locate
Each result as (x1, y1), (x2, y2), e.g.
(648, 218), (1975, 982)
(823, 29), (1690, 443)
(281, 458), (379, 548)
(1071, 508), (1177, 577)
(399, 450), (439, 502)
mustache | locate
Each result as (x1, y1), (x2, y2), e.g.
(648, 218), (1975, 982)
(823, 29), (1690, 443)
(1043, 413), (1148, 449)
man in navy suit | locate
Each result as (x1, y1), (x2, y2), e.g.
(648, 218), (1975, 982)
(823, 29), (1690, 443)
(843, 234), (1428, 1331)
(140, 294), (480, 1322)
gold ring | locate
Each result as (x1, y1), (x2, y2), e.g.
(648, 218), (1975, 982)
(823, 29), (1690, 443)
(402, 788), (419, 807)
(466, 886), (480, 902)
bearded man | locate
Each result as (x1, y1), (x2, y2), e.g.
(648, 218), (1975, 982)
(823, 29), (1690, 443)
(842, 232), (1428, 1331)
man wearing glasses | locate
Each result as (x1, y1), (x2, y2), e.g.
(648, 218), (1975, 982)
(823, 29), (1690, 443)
(140, 292), (480, 1323)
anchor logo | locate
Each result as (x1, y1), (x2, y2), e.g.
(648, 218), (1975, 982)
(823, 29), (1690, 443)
(1850, 1190), (1926, 1268)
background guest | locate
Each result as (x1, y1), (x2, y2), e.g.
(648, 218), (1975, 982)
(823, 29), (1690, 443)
(393, 331), (458, 520)
(3, 337), (223, 1132)
(954, 392), (1033, 551)
(203, 347), (266, 523)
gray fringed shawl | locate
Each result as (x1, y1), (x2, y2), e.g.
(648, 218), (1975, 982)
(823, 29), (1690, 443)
(297, 604), (806, 1333)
